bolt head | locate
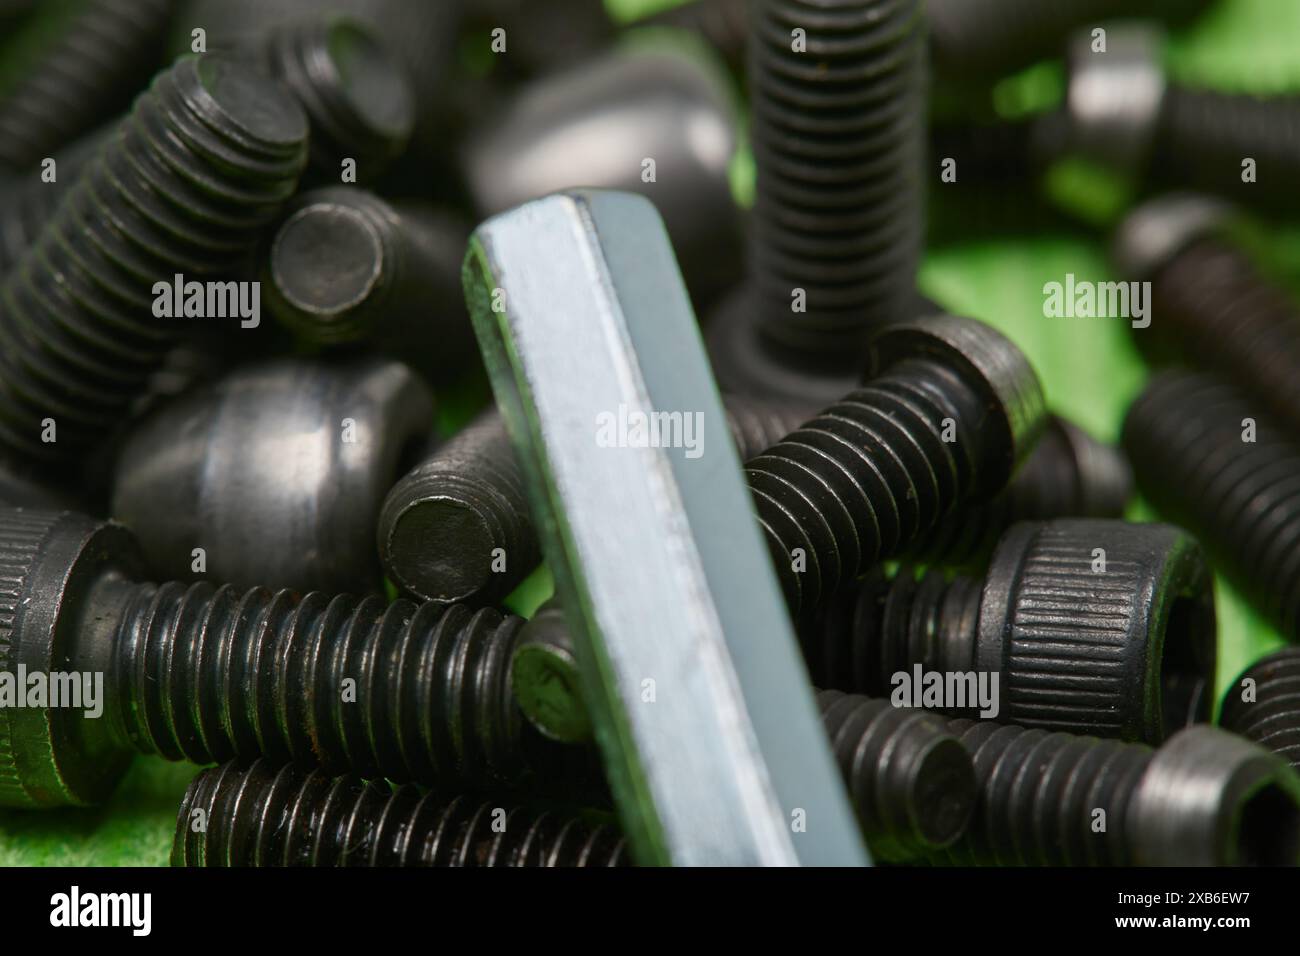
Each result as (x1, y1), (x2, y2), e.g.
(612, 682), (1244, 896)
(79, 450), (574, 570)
(1112, 193), (1238, 280)
(867, 314), (1047, 496)
(0, 510), (143, 807)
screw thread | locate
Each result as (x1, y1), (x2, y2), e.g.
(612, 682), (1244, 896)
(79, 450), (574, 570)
(1221, 648), (1300, 772)
(0, 0), (174, 171)
(817, 690), (975, 860)
(904, 415), (1132, 566)
(173, 758), (628, 866)
(1154, 88), (1300, 207)
(749, 0), (926, 361)
(0, 126), (113, 275)
(1148, 238), (1300, 433)
(931, 719), (1152, 865)
(1123, 372), (1300, 638)
(110, 580), (551, 786)
(0, 54), (307, 463)
(805, 568), (982, 698)
(746, 362), (985, 613)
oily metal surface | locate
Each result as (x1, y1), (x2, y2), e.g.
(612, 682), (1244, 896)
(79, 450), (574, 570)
(464, 189), (866, 867)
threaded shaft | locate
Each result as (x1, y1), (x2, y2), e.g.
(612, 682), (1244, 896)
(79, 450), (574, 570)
(1153, 88), (1300, 210)
(1123, 372), (1300, 638)
(904, 415), (1132, 566)
(1147, 238), (1300, 434)
(174, 758), (628, 867)
(379, 411), (538, 605)
(817, 690), (975, 860)
(805, 567), (982, 698)
(0, 0), (174, 171)
(379, 395), (810, 605)
(746, 360), (988, 613)
(932, 719), (1153, 865)
(748, 0), (926, 363)
(1221, 649), (1300, 772)
(0, 54), (307, 464)
(0, 125), (114, 276)
(260, 17), (413, 179)
(108, 580), (555, 787)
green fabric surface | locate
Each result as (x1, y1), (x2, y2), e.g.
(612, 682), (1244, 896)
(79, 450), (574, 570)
(2, 0), (1296, 866)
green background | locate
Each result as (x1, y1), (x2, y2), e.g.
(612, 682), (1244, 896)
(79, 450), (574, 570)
(1, 0), (1295, 865)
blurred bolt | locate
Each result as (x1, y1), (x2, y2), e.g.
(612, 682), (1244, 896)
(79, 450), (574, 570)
(0, 0), (174, 172)
(1221, 649), (1300, 772)
(1122, 371), (1300, 639)
(462, 47), (743, 312)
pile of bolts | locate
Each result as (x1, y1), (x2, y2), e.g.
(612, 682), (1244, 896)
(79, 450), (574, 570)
(0, 0), (1298, 868)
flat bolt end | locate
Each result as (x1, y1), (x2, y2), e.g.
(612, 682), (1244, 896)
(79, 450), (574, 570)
(868, 314), (1047, 493)
(511, 605), (592, 745)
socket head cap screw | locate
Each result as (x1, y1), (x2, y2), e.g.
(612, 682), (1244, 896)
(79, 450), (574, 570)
(0, 511), (142, 807)
(979, 520), (1217, 742)
(1131, 725), (1300, 866)
(867, 314), (1046, 497)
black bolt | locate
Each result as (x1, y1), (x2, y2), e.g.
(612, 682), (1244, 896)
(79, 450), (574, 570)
(0, 0), (175, 172)
(378, 394), (813, 606)
(1113, 196), (1300, 437)
(1122, 371), (1300, 639)
(709, 0), (926, 402)
(0, 54), (308, 466)
(818, 691), (976, 862)
(505, 614), (976, 861)
(903, 414), (1133, 567)
(263, 188), (478, 383)
(0, 124), (116, 277)
(173, 758), (628, 867)
(926, 0), (1209, 83)
(256, 16), (414, 181)
(110, 356), (435, 593)
(747, 313), (1046, 617)
(806, 519), (1217, 743)
(0, 508), (583, 808)
(1060, 24), (1300, 214)
(934, 721), (1300, 866)
(1221, 649), (1300, 772)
